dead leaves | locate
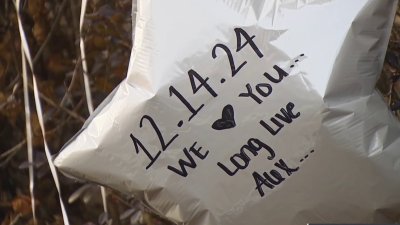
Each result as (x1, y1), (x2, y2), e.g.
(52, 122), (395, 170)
(377, 10), (400, 116)
(11, 195), (34, 217)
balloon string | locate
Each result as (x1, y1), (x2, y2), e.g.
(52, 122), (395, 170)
(15, 0), (71, 224)
(79, 0), (109, 215)
(20, 44), (37, 225)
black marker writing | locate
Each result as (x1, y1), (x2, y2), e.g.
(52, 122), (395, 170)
(169, 86), (205, 121)
(259, 102), (301, 136)
(130, 134), (161, 170)
(212, 28), (264, 77)
(167, 142), (209, 177)
(217, 138), (275, 176)
(130, 115), (179, 169)
(188, 69), (218, 97)
(239, 83), (263, 104)
(213, 43), (247, 77)
(140, 115), (179, 151)
(238, 65), (288, 104)
(212, 104), (236, 130)
(263, 65), (289, 83)
(234, 28), (264, 58)
(253, 158), (299, 197)
(274, 159), (299, 176)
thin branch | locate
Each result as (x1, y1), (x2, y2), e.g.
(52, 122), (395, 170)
(69, 0), (80, 47)
(45, 98), (84, 135)
(27, 83), (85, 123)
(110, 193), (138, 208)
(60, 57), (81, 107)
(6, 74), (20, 92)
(11, 31), (21, 77)
(9, 214), (22, 225)
(0, 139), (26, 159)
(0, 140), (26, 167)
(32, 0), (68, 65)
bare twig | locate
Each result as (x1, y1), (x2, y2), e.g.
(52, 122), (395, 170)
(45, 97), (84, 135)
(60, 57), (81, 107)
(6, 74), (20, 92)
(110, 193), (138, 208)
(0, 139), (26, 167)
(9, 214), (22, 225)
(0, 139), (26, 159)
(27, 83), (85, 123)
(389, 78), (394, 105)
(32, 0), (68, 65)
(11, 31), (21, 76)
(69, 0), (80, 47)
(116, 39), (131, 50)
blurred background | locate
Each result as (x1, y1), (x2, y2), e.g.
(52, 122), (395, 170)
(0, 1), (399, 225)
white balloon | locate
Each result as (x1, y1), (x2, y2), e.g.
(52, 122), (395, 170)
(55, 1), (400, 224)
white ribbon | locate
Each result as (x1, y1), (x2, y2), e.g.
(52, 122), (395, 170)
(15, 1), (70, 224)
(79, 0), (109, 216)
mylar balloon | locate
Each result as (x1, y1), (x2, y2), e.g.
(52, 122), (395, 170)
(55, 1), (400, 224)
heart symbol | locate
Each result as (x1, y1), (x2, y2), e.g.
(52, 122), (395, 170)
(212, 104), (236, 130)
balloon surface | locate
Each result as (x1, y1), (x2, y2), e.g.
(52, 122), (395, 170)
(56, 1), (400, 224)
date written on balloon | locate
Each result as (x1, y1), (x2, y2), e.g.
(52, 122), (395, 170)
(128, 28), (265, 173)
(128, 28), (306, 182)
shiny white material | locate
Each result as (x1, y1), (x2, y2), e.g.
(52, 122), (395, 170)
(55, 1), (400, 224)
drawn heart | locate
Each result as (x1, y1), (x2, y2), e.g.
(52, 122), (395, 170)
(212, 104), (236, 130)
